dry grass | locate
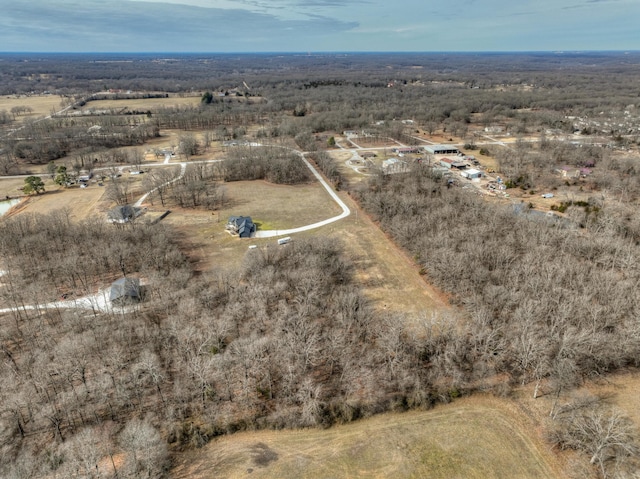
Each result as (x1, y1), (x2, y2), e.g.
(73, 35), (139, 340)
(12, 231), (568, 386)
(0, 178), (29, 199)
(331, 191), (450, 316)
(152, 179), (343, 272)
(172, 395), (563, 479)
(78, 95), (201, 112)
(581, 371), (640, 428)
(0, 94), (63, 122)
(5, 182), (106, 221)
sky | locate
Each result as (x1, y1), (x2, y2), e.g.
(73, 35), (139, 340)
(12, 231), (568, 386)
(0, 0), (638, 52)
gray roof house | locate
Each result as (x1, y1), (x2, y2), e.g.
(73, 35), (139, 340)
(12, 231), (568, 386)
(110, 278), (142, 305)
(226, 216), (256, 238)
(107, 205), (143, 224)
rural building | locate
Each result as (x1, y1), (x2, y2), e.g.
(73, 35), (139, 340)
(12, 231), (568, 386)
(556, 166), (580, 179)
(392, 147), (420, 154)
(343, 130), (359, 137)
(107, 205), (143, 224)
(226, 216), (256, 238)
(425, 145), (460, 155)
(382, 158), (408, 172)
(461, 168), (483, 180)
(439, 158), (467, 170)
(110, 278), (142, 305)
(360, 151), (377, 158)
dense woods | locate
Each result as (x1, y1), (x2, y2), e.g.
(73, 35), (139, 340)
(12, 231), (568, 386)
(0, 221), (478, 478)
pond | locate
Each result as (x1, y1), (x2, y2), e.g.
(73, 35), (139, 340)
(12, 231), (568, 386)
(0, 198), (20, 217)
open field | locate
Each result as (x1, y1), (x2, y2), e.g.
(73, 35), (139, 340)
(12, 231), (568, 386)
(0, 94), (63, 123)
(5, 182), (107, 221)
(172, 394), (563, 479)
(79, 95), (201, 112)
(0, 177), (29, 199)
(149, 173), (449, 316)
(332, 191), (449, 316)
(146, 179), (343, 271)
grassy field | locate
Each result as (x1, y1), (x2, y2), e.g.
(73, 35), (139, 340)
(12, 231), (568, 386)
(4, 182), (107, 221)
(147, 179), (343, 271)
(79, 95), (201, 112)
(172, 395), (563, 479)
(0, 94), (63, 122)
(331, 191), (450, 316)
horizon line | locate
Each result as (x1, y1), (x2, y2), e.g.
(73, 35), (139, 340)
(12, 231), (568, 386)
(1, 50), (639, 55)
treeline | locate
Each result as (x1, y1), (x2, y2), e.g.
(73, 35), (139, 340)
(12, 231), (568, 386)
(2, 115), (158, 166)
(143, 163), (226, 210)
(153, 103), (265, 131)
(220, 146), (311, 184)
(357, 165), (640, 393)
(307, 150), (345, 190)
(0, 221), (480, 478)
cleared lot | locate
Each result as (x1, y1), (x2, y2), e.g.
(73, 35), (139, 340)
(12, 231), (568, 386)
(172, 395), (563, 479)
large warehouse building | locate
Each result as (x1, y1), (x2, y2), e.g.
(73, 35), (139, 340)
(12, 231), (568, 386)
(424, 145), (460, 155)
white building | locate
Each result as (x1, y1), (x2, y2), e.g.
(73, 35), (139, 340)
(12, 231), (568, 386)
(461, 168), (483, 180)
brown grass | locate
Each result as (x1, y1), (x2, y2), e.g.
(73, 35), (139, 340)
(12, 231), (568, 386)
(5, 181), (106, 221)
(151, 179), (343, 272)
(331, 191), (450, 316)
(0, 94), (63, 123)
(172, 394), (563, 479)
(79, 95), (201, 112)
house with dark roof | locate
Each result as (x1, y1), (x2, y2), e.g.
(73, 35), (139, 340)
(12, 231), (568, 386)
(110, 278), (142, 305)
(226, 216), (256, 238)
(107, 205), (143, 224)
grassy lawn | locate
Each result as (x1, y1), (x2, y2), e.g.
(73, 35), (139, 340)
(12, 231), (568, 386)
(172, 395), (563, 479)
(156, 179), (343, 272)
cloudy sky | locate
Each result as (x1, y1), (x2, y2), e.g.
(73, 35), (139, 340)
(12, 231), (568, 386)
(0, 0), (637, 52)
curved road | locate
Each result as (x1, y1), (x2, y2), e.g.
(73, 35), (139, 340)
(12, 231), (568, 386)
(254, 152), (350, 238)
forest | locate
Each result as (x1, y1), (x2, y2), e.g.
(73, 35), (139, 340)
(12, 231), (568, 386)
(2, 52), (640, 478)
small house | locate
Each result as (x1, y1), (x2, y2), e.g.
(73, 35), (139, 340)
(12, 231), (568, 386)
(107, 205), (143, 224)
(110, 278), (142, 305)
(439, 158), (455, 169)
